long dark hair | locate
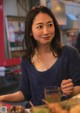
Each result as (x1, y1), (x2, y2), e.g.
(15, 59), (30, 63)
(23, 6), (62, 60)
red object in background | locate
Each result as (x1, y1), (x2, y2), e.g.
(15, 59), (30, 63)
(0, 0), (5, 66)
(3, 58), (21, 66)
(0, 0), (21, 66)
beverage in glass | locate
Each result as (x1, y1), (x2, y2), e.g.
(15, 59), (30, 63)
(44, 86), (61, 103)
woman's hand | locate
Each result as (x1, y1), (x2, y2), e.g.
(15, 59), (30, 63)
(61, 79), (74, 96)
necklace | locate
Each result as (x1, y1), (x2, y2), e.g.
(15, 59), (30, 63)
(32, 50), (58, 71)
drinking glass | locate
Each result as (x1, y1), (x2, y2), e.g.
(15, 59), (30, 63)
(44, 86), (61, 103)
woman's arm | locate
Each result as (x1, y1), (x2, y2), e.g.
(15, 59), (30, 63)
(61, 47), (80, 97)
(0, 91), (25, 102)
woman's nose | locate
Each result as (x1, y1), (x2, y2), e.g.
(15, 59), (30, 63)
(43, 27), (48, 34)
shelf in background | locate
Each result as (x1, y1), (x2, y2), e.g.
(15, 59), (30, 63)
(10, 47), (23, 51)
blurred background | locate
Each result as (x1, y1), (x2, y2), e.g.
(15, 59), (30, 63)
(0, 0), (80, 99)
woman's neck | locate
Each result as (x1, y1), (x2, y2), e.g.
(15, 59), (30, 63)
(35, 45), (52, 55)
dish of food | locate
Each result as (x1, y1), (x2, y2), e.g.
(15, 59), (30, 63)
(0, 94), (80, 113)
(0, 103), (28, 113)
(28, 94), (80, 113)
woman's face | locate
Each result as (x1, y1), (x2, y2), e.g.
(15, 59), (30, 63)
(31, 12), (55, 46)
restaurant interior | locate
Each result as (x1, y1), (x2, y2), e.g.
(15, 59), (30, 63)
(0, 0), (80, 112)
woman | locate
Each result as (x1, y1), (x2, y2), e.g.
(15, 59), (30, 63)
(0, 6), (80, 108)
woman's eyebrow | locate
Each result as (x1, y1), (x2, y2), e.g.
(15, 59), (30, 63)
(36, 21), (53, 25)
(36, 23), (43, 25)
(47, 21), (53, 24)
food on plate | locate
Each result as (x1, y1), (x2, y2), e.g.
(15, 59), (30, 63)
(30, 94), (80, 113)
(31, 106), (51, 113)
(0, 104), (28, 113)
(47, 103), (62, 112)
(46, 102), (69, 113)
(70, 104), (80, 113)
(60, 97), (80, 110)
(10, 105), (26, 113)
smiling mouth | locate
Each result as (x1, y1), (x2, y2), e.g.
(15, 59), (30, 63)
(42, 36), (50, 40)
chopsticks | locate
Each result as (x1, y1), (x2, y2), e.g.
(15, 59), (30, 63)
(29, 101), (35, 107)
(42, 99), (49, 105)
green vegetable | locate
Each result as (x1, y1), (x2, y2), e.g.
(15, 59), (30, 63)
(32, 107), (50, 113)
(60, 98), (80, 110)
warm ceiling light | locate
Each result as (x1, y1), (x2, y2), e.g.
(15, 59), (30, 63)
(55, 6), (61, 11)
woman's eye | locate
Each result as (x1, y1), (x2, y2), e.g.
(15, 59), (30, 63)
(37, 25), (42, 29)
(48, 23), (53, 27)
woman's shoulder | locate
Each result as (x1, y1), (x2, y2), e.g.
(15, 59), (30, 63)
(21, 58), (30, 66)
(62, 45), (80, 58)
(63, 45), (78, 53)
